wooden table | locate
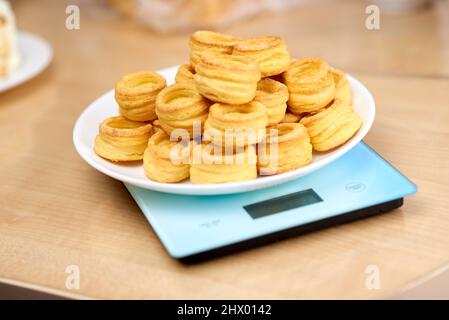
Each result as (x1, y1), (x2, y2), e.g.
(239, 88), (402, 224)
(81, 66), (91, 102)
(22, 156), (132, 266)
(1, 0), (448, 299)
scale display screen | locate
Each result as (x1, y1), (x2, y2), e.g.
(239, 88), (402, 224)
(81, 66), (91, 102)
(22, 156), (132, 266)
(243, 189), (323, 219)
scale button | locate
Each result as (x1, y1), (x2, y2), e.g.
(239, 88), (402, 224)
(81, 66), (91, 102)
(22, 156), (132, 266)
(345, 182), (366, 193)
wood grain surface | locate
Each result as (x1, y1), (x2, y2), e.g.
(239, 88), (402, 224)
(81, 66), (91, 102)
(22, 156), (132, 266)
(0, 0), (448, 299)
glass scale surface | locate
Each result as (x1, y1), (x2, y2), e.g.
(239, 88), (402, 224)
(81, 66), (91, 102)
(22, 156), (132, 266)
(125, 142), (417, 263)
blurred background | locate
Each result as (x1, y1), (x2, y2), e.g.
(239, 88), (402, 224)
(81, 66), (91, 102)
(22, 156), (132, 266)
(11, 0), (448, 81)
(1, 0), (449, 299)
(7, 0), (446, 134)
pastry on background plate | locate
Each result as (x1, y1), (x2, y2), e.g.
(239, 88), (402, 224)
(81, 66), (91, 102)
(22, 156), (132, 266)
(156, 83), (210, 137)
(300, 99), (362, 152)
(281, 112), (301, 123)
(330, 68), (352, 106)
(94, 116), (153, 162)
(189, 30), (240, 71)
(0, 0), (20, 77)
(232, 36), (291, 78)
(254, 78), (289, 126)
(194, 52), (261, 104)
(175, 64), (196, 86)
(204, 101), (268, 147)
(143, 131), (190, 183)
(284, 58), (335, 114)
(190, 144), (257, 184)
(115, 71), (166, 122)
(258, 123), (312, 175)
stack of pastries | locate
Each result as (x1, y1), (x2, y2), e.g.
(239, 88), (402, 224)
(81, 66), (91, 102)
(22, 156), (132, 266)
(94, 30), (362, 184)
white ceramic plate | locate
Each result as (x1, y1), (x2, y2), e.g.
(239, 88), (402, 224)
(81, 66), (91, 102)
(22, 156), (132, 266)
(0, 31), (53, 93)
(73, 66), (375, 195)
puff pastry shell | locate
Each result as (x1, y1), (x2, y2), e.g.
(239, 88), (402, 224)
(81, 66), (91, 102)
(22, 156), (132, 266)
(115, 71), (166, 121)
(284, 58), (335, 114)
(94, 116), (153, 162)
(300, 99), (362, 151)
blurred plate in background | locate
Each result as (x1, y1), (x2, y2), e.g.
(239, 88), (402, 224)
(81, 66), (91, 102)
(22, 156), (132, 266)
(0, 31), (53, 93)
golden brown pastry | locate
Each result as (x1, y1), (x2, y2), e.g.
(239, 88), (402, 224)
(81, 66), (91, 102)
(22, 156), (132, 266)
(300, 99), (362, 152)
(115, 71), (166, 122)
(254, 78), (289, 126)
(94, 116), (153, 162)
(281, 112), (301, 123)
(258, 123), (312, 175)
(152, 119), (163, 133)
(232, 36), (291, 77)
(284, 58), (336, 114)
(175, 64), (196, 86)
(143, 131), (190, 183)
(155, 83), (210, 137)
(194, 52), (261, 104)
(204, 101), (268, 147)
(190, 144), (257, 184)
(0, 0), (20, 77)
(330, 68), (352, 106)
(189, 30), (240, 71)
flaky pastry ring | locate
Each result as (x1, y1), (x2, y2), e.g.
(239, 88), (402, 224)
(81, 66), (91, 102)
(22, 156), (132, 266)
(94, 116), (153, 162)
(194, 52), (261, 105)
(189, 30), (240, 71)
(204, 101), (268, 147)
(156, 83), (210, 137)
(300, 99), (362, 152)
(281, 112), (302, 123)
(143, 131), (190, 183)
(233, 36), (291, 77)
(330, 68), (352, 106)
(258, 123), (312, 175)
(254, 78), (289, 126)
(284, 58), (336, 114)
(190, 144), (257, 184)
(115, 71), (166, 122)
(175, 64), (196, 86)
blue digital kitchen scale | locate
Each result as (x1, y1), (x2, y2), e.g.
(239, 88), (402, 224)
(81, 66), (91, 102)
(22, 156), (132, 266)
(125, 142), (417, 263)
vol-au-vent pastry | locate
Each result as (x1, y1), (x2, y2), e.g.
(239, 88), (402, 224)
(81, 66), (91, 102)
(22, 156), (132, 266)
(94, 116), (153, 162)
(254, 78), (289, 126)
(155, 83), (210, 137)
(115, 71), (166, 122)
(194, 53), (261, 104)
(143, 131), (190, 183)
(330, 68), (352, 106)
(189, 30), (240, 71)
(281, 112), (301, 123)
(232, 36), (291, 78)
(204, 101), (268, 147)
(190, 144), (257, 184)
(152, 119), (163, 133)
(300, 99), (362, 152)
(258, 123), (312, 175)
(0, 0), (20, 76)
(284, 58), (336, 114)
(175, 64), (196, 86)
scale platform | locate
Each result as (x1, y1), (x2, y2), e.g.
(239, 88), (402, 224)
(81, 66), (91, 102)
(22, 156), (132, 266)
(126, 142), (417, 263)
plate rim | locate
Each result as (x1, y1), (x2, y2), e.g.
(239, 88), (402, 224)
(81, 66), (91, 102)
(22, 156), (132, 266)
(73, 66), (375, 195)
(0, 31), (53, 93)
